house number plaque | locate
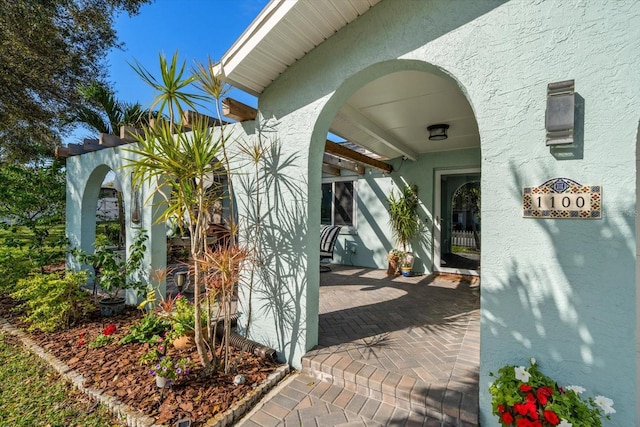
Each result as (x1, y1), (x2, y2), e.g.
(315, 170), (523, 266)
(523, 178), (601, 219)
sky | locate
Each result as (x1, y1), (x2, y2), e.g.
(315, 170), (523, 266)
(69, 0), (270, 143)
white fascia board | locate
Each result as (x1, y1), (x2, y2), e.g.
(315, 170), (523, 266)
(217, 0), (298, 95)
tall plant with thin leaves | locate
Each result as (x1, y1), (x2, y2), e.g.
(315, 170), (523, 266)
(126, 52), (249, 373)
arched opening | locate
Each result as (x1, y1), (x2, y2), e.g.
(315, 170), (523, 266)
(307, 59), (481, 422)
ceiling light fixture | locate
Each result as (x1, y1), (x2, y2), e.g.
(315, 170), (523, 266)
(427, 124), (449, 141)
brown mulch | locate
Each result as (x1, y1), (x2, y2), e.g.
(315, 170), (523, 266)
(0, 294), (281, 426)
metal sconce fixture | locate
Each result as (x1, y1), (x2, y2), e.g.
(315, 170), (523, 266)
(427, 124), (449, 141)
(130, 173), (141, 226)
(545, 80), (575, 145)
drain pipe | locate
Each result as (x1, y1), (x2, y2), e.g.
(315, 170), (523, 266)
(213, 315), (277, 361)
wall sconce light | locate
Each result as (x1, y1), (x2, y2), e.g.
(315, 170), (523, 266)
(427, 124), (449, 141)
(546, 80), (575, 145)
(130, 173), (141, 226)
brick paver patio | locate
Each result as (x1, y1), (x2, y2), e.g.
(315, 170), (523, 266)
(238, 266), (480, 426)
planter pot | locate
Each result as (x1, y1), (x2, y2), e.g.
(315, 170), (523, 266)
(172, 330), (196, 350)
(400, 267), (412, 277)
(99, 297), (125, 316)
(155, 375), (168, 388)
(386, 254), (400, 276)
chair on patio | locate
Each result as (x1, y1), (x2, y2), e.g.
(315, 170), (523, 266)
(320, 224), (341, 272)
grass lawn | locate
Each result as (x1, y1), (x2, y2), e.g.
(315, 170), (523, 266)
(0, 223), (66, 245)
(0, 333), (121, 427)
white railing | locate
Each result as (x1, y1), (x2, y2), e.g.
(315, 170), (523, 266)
(452, 230), (479, 248)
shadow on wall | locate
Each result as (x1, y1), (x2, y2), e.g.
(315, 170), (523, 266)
(236, 118), (309, 363)
(480, 160), (635, 424)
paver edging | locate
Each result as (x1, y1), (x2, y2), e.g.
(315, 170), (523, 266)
(0, 316), (290, 427)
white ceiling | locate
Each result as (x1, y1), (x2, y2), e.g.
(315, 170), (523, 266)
(331, 71), (480, 161)
(218, 0), (480, 163)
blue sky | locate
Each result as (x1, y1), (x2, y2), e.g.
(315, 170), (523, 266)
(70, 0), (269, 143)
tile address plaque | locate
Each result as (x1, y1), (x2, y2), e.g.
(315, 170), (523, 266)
(523, 178), (601, 219)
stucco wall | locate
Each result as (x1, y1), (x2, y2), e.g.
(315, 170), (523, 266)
(247, 0), (640, 425)
(66, 145), (168, 303)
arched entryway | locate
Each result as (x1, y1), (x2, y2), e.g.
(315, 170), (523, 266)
(66, 150), (168, 304)
(306, 59), (482, 424)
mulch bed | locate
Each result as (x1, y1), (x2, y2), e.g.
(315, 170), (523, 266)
(0, 294), (281, 426)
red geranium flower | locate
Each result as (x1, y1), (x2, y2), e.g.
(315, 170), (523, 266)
(520, 384), (532, 392)
(501, 411), (514, 425)
(498, 404), (505, 414)
(103, 324), (117, 336)
(513, 403), (528, 416)
(514, 401), (537, 419)
(516, 419), (542, 427)
(544, 410), (560, 425)
(536, 386), (553, 405)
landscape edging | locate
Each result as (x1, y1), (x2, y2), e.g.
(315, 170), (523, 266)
(0, 317), (290, 427)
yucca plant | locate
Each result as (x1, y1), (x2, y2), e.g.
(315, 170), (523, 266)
(125, 51), (242, 372)
(387, 184), (421, 254)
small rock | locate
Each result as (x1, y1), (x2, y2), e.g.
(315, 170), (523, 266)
(233, 374), (246, 385)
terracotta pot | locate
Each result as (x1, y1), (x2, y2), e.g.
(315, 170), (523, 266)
(387, 258), (400, 276)
(172, 331), (196, 350)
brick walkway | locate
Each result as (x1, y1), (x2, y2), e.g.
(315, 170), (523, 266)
(238, 266), (480, 427)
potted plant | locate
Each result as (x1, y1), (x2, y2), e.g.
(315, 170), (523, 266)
(489, 358), (615, 426)
(387, 185), (421, 275)
(400, 253), (414, 277)
(386, 249), (404, 276)
(75, 231), (148, 316)
(140, 336), (194, 387)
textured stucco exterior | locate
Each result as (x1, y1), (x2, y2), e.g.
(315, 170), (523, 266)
(66, 0), (640, 425)
(243, 1), (640, 425)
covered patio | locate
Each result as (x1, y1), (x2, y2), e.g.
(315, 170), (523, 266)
(240, 266), (480, 426)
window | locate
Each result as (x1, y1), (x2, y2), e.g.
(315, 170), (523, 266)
(321, 179), (356, 229)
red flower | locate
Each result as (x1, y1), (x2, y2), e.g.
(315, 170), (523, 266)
(501, 412), (514, 425)
(544, 410), (560, 425)
(77, 339), (86, 347)
(520, 384), (532, 392)
(516, 419), (542, 427)
(536, 386), (553, 405)
(103, 324), (117, 336)
(498, 404), (505, 414)
(78, 332), (85, 339)
(514, 401), (537, 419)
(513, 403), (528, 416)
(526, 393), (536, 403)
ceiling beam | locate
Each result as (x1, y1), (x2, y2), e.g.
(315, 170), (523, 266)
(55, 146), (69, 158)
(338, 104), (418, 161)
(83, 139), (103, 152)
(323, 153), (365, 174)
(222, 97), (257, 122)
(325, 140), (392, 174)
(182, 110), (222, 128)
(67, 143), (88, 156)
(322, 164), (341, 176)
(120, 125), (142, 142)
(99, 133), (127, 147)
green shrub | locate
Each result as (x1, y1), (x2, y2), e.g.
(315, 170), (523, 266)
(0, 246), (36, 293)
(11, 271), (92, 332)
(120, 312), (171, 344)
